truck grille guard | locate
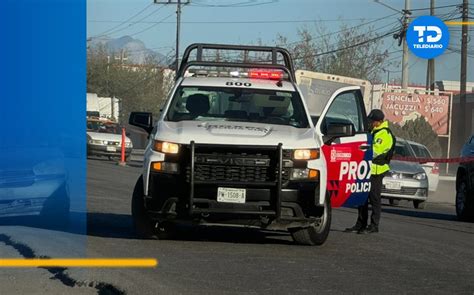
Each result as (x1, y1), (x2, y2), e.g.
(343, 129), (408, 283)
(188, 141), (284, 219)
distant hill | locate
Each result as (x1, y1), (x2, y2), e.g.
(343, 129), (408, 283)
(88, 36), (171, 65)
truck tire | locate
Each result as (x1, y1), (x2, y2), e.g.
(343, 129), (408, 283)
(456, 172), (474, 221)
(132, 176), (159, 239)
(290, 195), (331, 246)
(413, 200), (426, 209)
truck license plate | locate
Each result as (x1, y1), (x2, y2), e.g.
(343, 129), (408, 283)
(106, 146), (116, 152)
(217, 187), (246, 204)
(385, 181), (401, 190)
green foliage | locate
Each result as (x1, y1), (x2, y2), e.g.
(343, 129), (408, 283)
(388, 117), (442, 157)
(87, 46), (167, 123)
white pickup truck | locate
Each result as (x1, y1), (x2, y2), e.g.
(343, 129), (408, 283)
(129, 43), (373, 245)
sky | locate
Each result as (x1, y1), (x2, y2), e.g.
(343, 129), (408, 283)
(87, 0), (473, 85)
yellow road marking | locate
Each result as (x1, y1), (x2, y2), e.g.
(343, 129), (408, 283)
(0, 258), (158, 268)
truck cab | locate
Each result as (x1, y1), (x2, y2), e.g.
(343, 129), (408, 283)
(129, 43), (372, 245)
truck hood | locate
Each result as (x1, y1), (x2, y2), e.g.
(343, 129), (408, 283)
(154, 120), (319, 149)
(389, 160), (425, 174)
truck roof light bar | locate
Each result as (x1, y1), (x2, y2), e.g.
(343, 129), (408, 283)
(177, 43), (296, 82)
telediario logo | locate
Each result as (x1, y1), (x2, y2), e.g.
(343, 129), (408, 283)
(406, 16), (449, 59)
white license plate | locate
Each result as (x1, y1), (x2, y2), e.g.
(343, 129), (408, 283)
(106, 146), (116, 152)
(385, 181), (401, 190)
(217, 187), (246, 204)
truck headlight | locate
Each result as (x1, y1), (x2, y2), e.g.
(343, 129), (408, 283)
(153, 140), (179, 154)
(413, 172), (427, 180)
(290, 168), (319, 180)
(151, 162), (179, 173)
(293, 149), (319, 160)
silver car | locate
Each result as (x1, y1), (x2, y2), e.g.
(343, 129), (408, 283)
(381, 138), (429, 209)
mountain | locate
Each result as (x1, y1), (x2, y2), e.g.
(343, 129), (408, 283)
(88, 36), (170, 66)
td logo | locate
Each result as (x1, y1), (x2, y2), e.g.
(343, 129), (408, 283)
(406, 16), (449, 59)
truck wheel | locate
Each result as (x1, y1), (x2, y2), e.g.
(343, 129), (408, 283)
(413, 200), (426, 209)
(132, 176), (159, 239)
(389, 199), (399, 206)
(290, 195), (331, 246)
(456, 174), (474, 221)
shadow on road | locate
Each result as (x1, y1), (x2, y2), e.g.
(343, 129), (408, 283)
(86, 212), (295, 245)
(87, 212), (136, 239)
(382, 207), (458, 221)
(0, 212), (86, 235)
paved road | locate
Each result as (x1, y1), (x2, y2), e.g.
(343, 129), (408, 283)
(1, 158), (474, 294)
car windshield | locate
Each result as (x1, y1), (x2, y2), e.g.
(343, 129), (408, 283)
(394, 142), (415, 157)
(409, 144), (432, 158)
(166, 86), (310, 128)
(87, 120), (121, 134)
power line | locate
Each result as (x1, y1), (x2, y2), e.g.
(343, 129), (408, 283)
(293, 29), (399, 60)
(283, 13), (400, 47)
(127, 12), (175, 38)
(104, 6), (166, 37)
(92, 3), (154, 38)
(409, 3), (461, 11)
(88, 17), (395, 24)
(189, 0), (278, 7)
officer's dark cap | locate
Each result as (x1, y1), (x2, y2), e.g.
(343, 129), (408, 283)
(367, 109), (385, 121)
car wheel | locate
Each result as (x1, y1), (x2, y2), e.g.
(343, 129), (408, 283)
(290, 195), (331, 246)
(456, 174), (474, 221)
(389, 199), (399, 206)
(413, 200), (426, 209)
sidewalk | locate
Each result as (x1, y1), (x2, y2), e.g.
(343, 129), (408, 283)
(439, 176), (456, 181)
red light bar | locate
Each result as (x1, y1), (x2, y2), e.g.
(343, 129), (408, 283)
(249, 69), (284, 80)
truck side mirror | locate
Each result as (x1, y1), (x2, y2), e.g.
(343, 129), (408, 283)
(129, 112), (153, 134)
(325, 122), (355, 144)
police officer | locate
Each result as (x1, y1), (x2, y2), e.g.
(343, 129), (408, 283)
(345, 109), (394, 234)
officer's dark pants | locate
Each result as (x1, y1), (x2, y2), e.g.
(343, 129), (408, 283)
(357, 173), (386, 227)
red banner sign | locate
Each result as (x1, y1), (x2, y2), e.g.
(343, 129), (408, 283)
(381, 92), (450, 135)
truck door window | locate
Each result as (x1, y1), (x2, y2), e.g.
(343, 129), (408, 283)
(321, 90), (364, 135)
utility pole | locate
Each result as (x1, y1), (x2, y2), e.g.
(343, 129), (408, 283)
(401, 0), (410, 90)
(374, 0), (411, 89)
(426, 0), (436, 91)
(154, 0), (190, 70)
(459, 0), (469, 141)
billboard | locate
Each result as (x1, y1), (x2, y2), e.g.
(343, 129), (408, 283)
(381, 92), (450, 135)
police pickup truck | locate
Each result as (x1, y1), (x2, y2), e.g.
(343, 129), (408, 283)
(129, 44), (373, 245)
(456, 134), (474, 221)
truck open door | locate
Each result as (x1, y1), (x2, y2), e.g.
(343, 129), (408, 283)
(296, 71), (372, 208)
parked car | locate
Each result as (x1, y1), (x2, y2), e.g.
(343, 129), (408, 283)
(456, 134), (474, 221)
(87, 118), (133, 160)
(0, 147), (70, 227)
(460, 134), (474, 157)
(406, 140), (439, 192)
(381, 138), (429, 209)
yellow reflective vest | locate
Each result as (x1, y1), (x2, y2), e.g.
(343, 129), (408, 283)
(371, 121), (394, 175)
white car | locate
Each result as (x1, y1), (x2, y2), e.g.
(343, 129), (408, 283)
(406, 140), (439, 192)
(0, 148), (70, 227)
(87, 119), (133, 160)
(129, 43), (374, 245)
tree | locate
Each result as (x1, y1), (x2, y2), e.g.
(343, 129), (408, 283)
(87, 46), (168, 123)
(389, 117), (442, 157)
(276, 22), (396, 82)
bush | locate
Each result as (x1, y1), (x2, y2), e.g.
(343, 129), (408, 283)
(388, 117), (442, 157)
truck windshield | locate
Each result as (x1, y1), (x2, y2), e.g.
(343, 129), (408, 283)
(166, 86), (310, 128)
